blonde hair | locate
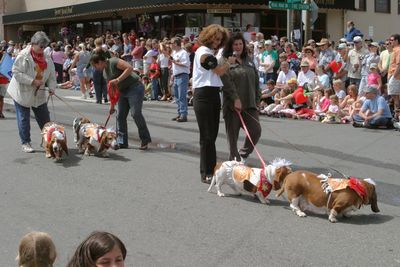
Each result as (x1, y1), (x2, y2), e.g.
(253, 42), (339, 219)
(198, 24), (229, 49)
(17, 232), (56, 267)
(332, 79), (342, 86)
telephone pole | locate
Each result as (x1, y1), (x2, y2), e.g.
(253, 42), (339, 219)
(304, 0), (311, 42)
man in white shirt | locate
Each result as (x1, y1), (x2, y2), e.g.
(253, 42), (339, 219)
(171, 37), (190, 122)
(348, 36), (367, 89)
(276, 61), (296, 88)
(297, 61), (315, 86)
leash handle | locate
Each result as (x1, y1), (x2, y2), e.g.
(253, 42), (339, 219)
(236, 109), (266, 168)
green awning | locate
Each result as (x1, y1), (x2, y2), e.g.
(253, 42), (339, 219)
(3, 0), (266, 25)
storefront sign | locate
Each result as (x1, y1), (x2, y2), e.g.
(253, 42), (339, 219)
(207, 9), (232, 13)
(54, 6), (73, 16)
(185, 27), (199, 38)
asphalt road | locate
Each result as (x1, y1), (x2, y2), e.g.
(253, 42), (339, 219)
(1, 89), (399, 266)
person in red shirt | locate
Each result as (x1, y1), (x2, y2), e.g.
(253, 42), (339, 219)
(148, 55), (160, 100)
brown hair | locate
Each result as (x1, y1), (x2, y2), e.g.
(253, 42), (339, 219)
(66, 231), (126, 267)
(198, 24), (229, 49)
(17, 232), (57, 267)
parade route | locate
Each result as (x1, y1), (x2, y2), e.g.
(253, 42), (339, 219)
(1, 90), (400, 266)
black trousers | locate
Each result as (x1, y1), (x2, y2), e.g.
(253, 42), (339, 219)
(193, 86), (221, 178)
(160, 67), (169, 96)
(93, 69), (108, 102)
(224, 109), (261, 161)
(54, 63), (63, 83)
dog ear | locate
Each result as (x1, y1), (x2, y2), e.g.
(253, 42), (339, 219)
(363, 182), (379, 212)
(273, 166), (291, 191)
(61, 140), (69, 155)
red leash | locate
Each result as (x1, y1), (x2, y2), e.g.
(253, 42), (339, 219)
(236, 109), (272, 197)
(236, 109), (266, 168)
(104, 81), (120, 127)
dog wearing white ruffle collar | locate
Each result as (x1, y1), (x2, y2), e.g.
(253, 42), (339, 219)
(74, 120), (119, 157)
(41, 122), (68, 161)
(208, 158), (292, 204)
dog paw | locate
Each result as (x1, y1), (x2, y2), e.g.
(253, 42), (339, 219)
(102, 152), (110, 158)
(217, 192), (226, 197)
(329, 216), (338, 223)
(45, 153), (52, 158)
(296, 211), (307, 217)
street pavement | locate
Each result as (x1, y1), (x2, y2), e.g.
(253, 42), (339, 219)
(1, 89), (400, 266)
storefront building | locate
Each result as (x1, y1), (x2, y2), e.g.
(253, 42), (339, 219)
(2, 0), (355, 43)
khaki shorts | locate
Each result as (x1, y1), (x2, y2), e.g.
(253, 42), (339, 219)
(388, 76), (400, 95)
(0, 84), (7, 97)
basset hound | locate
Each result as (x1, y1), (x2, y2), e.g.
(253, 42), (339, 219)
(73, 117), (119, 157)
(41, 122), (68, 161)
(208, 158), (292, 204)
(275, 170), (379, 223)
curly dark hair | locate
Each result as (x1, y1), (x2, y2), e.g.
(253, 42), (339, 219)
(222, 33), (248, 60)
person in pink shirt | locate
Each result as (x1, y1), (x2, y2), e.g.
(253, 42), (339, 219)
(50, 44), (66, 83)
(367, 63), (382, 93)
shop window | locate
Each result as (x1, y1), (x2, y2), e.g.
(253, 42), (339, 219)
(112, 20), (122, 33)
(103, 20), (112, 32)
(375, 0), (391, 13)
(174, 13), (186, 36)
(186, 13), (203, 27)
(223, 13), (240, 30)
(206, 14), (222, 25)
(241, 13), (259, 30)
(160, 15), (172, 38)
(312, 13), (327, 41)
(358, 0), (366, 11)
(260, 11), (286, 38)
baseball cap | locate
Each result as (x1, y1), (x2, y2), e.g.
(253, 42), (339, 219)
(264, 39), (272, 46)
(300, 61), (310, 67)
(364, 86), (378, 94)
(337, 43), (347, 50)
(369, 42), (379, 47)
(369, 63), (378, 69)
(353, 36), (362, 43)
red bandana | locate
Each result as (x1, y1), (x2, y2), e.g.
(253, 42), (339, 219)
(30, 47), (47, 71)
(258, 168), (272, 198)
(348, 177), (367, 202)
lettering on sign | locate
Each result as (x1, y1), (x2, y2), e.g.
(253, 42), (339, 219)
(314, 0), (335, 6)
(207, 9), (232, 13)
(54, 6), (73, 16)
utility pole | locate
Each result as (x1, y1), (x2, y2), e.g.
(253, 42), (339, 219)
(287, 9), (295, 41)
(304, 0), (311, 42)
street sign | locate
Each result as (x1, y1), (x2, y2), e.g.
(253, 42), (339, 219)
(287, 0), (302, 3)
(269, 1), (311, 10)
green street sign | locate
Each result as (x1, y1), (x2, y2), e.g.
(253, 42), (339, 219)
(287, 0), (302, 3)
(269, 1), (311, 10)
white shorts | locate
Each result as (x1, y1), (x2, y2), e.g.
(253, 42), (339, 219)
(388, 76), (400, 95)
(0, 84), (7, 97)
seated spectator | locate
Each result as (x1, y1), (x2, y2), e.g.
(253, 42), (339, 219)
(66, 231), (127, 267)
(260, 79), (277, 107)
(17, 231), (57, 267)
(314, 65), (330, 89)
(332, 79), (346, 103)
(340, 84), (359, 122)
(368, 63), (382, 93)
(276, 61), (296, 89)
(352, 86), (393, 128)
(262, 87), (291, 116)
(297, 61), (315, 86)
(301, 46), (317, 71)
(322, 95), (341, 123)
(312, 88), (332, 119)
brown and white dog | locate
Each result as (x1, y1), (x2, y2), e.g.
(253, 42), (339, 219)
(208, 158), (292, 204)
(276, 171), (380, 223)
(73, 117), (119, 157)
(41, 122), (68, 161)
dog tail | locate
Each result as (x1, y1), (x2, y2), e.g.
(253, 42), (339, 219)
(207, 175), (216, 193)
(276, 178), (286, 198)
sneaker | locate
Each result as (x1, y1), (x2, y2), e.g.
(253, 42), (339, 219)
(352, 121), (364, 128)
(394, 122), (400, 130)
(176, 116), (187, 122)
(139, 141), (149, 150)
(22, 143), (35, 153)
